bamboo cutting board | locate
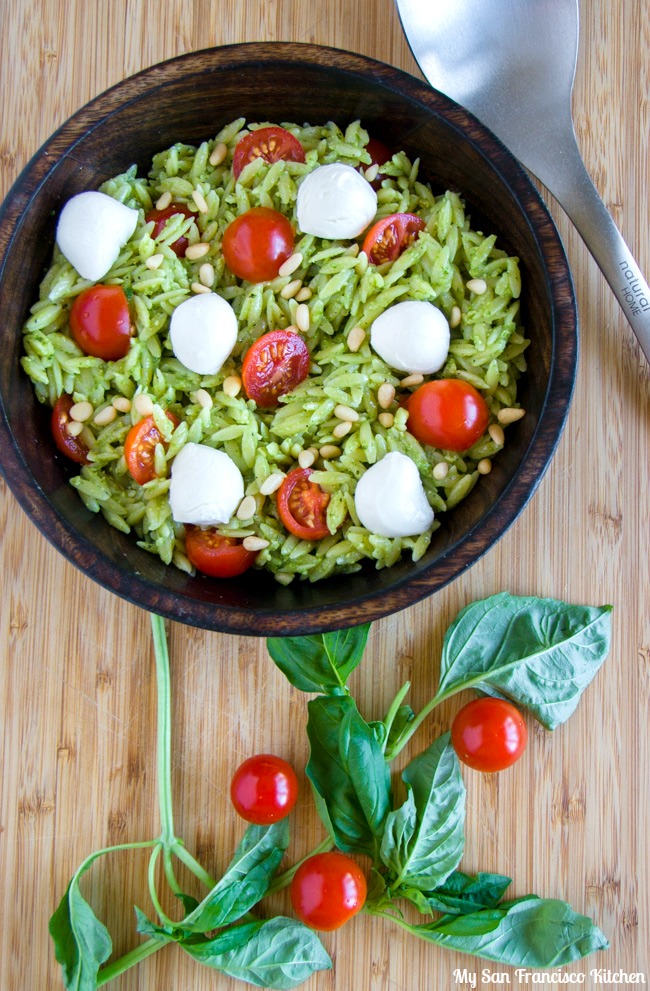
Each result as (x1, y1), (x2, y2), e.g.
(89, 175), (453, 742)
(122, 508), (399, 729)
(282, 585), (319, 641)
(0, 1), (649, 989)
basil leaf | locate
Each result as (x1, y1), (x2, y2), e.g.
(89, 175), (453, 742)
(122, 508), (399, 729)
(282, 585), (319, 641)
(437, 593), (613, 729)
(306, 695), (391, 860)
(179, 820), (289, 932)
(423, 870), (512, 915)
(182, 916), (332, 989)
(381, 733), (465, 891)
(49, 867), (113, 991)
(267, 624), (370, 695)
(181, 920), (265, 953)
(384, 704), (416, 754)
(411, 895), (609, 965)
(134, 906), (174, 943)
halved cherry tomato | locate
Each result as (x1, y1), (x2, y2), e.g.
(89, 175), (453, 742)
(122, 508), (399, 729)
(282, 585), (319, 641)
(230, 754), (299, 824)
(290, 852), (367, 931)
(145, 202), (194, 257)
(276, 468), (331, 541)
(124, 411), (179, 485)
(185, 527), (258, 578)
(69, 285), (132, 361)
(232, 126), (305, 179)
(51, 394), (90, 465)
(364, 137), (392, 189)
(242, 330), (310, 408)
(222, 207), (295, 283)
(406, 379), (489, 452)
(451, 697), (528, 772)
(362, 212), (426, 265)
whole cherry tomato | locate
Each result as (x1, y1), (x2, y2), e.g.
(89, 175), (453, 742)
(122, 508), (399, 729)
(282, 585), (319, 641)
(69, 285), (132, 361)
(222, 207), (295, 283)
(185, 528), (258, 578)
(230, 754), (299, 824)
(290, 852), (367, 931)
(51, 394), (90, 465)
(232, 126), (305, 179)
(276, 468), (331, 541)
(242, 330), (310, 408)
(124, 411), (179, 485)
(362, 212), (425, 265)
(145, 202), (194, 257)
(406, 379), (489, 452)
(451, 697), (528, 772)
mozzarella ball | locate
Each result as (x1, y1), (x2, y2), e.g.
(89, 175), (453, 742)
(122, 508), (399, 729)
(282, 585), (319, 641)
(296, 163), (377, 239)
(354, 451), (434, 537)
(169, 443), (244, 526)
(169, 292), (238, 375)
(56, 191), (139, 282)
(370, 300), (450, 374)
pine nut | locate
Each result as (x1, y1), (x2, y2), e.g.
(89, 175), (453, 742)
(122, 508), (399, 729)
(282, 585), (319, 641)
(497, 406), (525, 426)
(488, 423), (505, 446)
(278, 252), (303, 277)
(365, 163), (380, 182)
(112, 396), (132, 413)
(69, 401), (93, 422)
(298, 448), (317, 469)
(378, 411), (394, 428)
(194, 388), (213, 409)
(94, 406), (117, 426)
(209, 141), (228, 166)
(134, 394), (154, 416)
(185, 242), (210, 260)
(191, 282), (211, 294)
(334, 404), (359, 422)
(155, 191), (172, 210)
(319, 444), (341, 459)
(260, 472), (285, 495)
(295, 287), (312, 302)
(146, 253), (164, 270)
(283, 325), (299, 334)
(347, 326), (366, 352)
(280, 279), (302, 299)
(433, 461), (449, 481)
(236, 495), (257, 520)
(295, 303), (310, 332)
(333, 420), (352, 439)
(222, 375), (242, 398)
(243, 535), (270, 552)
(377, 383), (396, 409)
(66, 420), (84, 437)
(400, 373), (424, 388)
(466, 278), (487, 295)
(199, 263), (215, 287)
(450, 305), (462, 328)
(477, 458), (492, 475)
(191, 189), (208, 213)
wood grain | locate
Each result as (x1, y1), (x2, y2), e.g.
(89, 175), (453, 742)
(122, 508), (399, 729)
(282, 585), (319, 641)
(0, 1), (648, 989)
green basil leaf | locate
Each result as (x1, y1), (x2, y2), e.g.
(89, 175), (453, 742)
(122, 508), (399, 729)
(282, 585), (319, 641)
(411, 895), (609, 965)
(267, 624), (370, 695)
(182, 916), (332, 989)
(181, 920), (265, 953)
(384, 704), (416, 754)
(179, 820), (289, 932)
(175, 891), (200, 915)
(49, 867), (113, 991)
(381, 733), (465, 890)
(134, 906), (175, 943)
(423, 870), (512, 914)
(306, 695), (391, 860)
(437, 593), (613, 728)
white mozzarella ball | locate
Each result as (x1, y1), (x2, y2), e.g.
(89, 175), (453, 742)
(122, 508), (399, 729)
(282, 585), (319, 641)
(370, 300), (450, 374)
(169, 293), (238, 375)
(296, 163), (377, 239)
(354, 451), (434, 537)
(55, 191), (139, 282)
(169, 443), (244, 526)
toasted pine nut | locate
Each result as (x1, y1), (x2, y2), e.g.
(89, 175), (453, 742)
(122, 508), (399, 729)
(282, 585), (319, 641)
(222, 375), (242, 398)
(194, 388), (213, 409)
(295, 303), (310, 333)
(319, 444), (341, 459)
(278, 252), (303, 278)
(146, 253), (164, 270)
(236, 495), (257, 520)
(365, 163), (379, 182)
(260, 472), (285, 496)
(191, 189), (208, 213)
(450, 305), (462, 328)
(191, 281), (211, 295)
(66, 420), (84, 437)
(298, 449), (317, 469)
(134, 394), (154, 417)
(69, 401), (93, 422)
(199, 263), (215, 287)
(488, 423), (505, 446)
(377, 383), (396, 409)
(185, 242), (210, 260)
(378, 411), (394, 428)
(112, 396), (132, 413)
(243, 535), (270, 552)
(333, 420), (352, 439)
(295, 287), (312, 302)
(93, 406), (117, 426)
(433, 461), (449, 481)
(209, 141), (228, 166)
(497, 406), (526, 426)
(466, 278), (487, 295)
(400, 373), (424, 388)
(155, 191), (172, 210)
(477, 458), (492, 475)
(334, 404), (359, 422)
(355, 250), (369, 275)
(280, 279), (302, 300)
(347, 325), (366, 352)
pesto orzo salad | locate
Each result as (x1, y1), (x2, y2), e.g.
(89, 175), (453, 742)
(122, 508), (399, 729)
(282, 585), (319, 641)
(21, 119), (528, 584)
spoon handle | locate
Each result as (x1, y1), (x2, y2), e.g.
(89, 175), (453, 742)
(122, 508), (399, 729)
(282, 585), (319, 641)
(543, 133), (650, 365)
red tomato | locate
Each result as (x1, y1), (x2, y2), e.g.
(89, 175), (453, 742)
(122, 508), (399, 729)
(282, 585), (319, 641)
(51, 394), (90, 465)
(69, 285), (132, 361)
(406, 379), (489, 452)
(277, 468), (331, 541)
(364, 137), (392, 188)
(230, 754), (299, 824)
(242, 330), (310, 408)
(222, 207), (295, 283)
(145, 202), (194, 257)
(124, 411), (179, 485)
(451, 698), (528, 772)
(185, 528), (258, 578)
(290, 852), (367, 931)
(362, 213), (426, 265)
(232, 126), (305, 179)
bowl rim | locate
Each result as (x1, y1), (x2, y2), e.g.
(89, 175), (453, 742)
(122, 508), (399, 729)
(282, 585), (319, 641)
(0, 41), (578, 635)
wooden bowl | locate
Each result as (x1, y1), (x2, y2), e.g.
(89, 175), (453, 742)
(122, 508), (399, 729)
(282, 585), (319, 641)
(0, 43), (577, 635)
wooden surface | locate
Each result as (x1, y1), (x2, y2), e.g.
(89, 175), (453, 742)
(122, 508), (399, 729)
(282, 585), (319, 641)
(1, 1), (648, 989)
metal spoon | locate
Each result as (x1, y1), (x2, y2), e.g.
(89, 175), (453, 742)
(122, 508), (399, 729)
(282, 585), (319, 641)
(395, 0), (650, 364)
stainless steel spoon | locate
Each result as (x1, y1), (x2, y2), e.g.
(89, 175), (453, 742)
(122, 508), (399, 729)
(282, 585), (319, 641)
(395, 0), (650, 364)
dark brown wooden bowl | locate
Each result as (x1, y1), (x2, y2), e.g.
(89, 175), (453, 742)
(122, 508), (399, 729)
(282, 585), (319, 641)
(0, 43), (577, 635)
